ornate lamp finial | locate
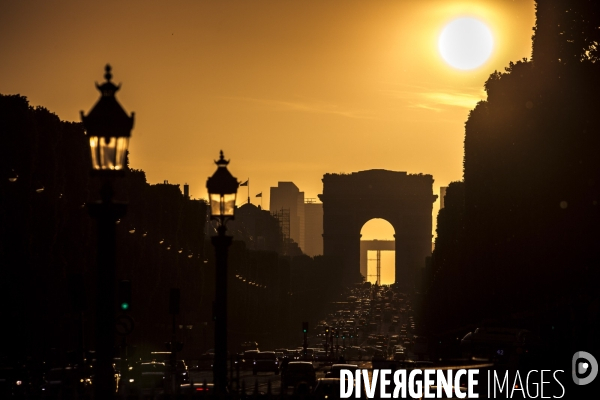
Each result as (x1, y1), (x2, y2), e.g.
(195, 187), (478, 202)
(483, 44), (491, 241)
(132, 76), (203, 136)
(215, 150), (230, 166)
(104, 64), (113, 82)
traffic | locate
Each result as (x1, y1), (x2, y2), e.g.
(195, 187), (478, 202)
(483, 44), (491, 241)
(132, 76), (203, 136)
(1, 283), (540, 398)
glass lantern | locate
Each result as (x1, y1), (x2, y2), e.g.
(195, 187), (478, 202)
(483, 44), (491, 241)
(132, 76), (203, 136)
(206, 151), (239, 225)
(81, 64), (134, 173)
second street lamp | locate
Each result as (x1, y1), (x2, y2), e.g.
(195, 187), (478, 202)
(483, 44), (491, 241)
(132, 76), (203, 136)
(207, 151), (238, 230)
(206, 151), (239, 393)
(81, 64), (133, 399)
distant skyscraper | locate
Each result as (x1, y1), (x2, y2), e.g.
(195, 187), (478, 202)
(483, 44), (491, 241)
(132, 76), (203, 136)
(270, 182), (305, 251)
(440, 186), (448, 209)
(304, 200), (323, 256)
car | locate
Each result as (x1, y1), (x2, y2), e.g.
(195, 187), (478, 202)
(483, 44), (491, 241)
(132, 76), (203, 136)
(299, 348), (315, 361)
(314, 350), (327, 361)
(180, 382), (217, 395)
(252, 351), (279, 375)
(240, 341), (259, 352)
(313, 378), (345, 399)
(393, 350), (406, 361)
(195, 353), (214, 370)
(325, 364), (359, 378)
(281, 361), (316, 389)
(149, 353), (190, 384)
(239, 350), (259, 370)
(41, 367), (87, 397)
(127, 362), (167, 396)
(173, 360), (190, 383)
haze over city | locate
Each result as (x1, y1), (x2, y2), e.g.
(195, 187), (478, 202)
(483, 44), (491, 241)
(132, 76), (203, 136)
(0, 0), (535, 221)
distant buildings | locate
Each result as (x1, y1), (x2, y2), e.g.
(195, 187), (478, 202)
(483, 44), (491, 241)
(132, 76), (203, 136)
(439, 186), (448, 209)
(269, 182), (323, 257)
(270, 182), (304, 249)
(227, 203), (286, 253)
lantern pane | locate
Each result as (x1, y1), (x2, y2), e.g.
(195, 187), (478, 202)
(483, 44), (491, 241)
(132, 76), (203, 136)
(209, 193), (236, 218)
(209, 193), (222, 217)
(89, 136), (129, 170)
(221, 193), (236, 216)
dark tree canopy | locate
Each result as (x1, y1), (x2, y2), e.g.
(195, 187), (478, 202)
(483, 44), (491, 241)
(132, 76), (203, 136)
(427, 0), (600, 358)
(532, 0), (600, 65)
(0, 94), (342, 359)
(0, 94), (208, 359)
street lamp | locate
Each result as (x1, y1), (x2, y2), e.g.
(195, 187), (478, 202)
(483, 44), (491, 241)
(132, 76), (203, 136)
(81, 64), (133, 399)
(207, 151), (238, 230)
(206, 151), (238, 393)
(81, 64), (134, 176)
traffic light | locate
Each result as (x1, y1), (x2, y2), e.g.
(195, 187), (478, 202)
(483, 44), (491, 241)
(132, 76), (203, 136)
(118, 280), (132, 311)
(302, 321), (308, 334)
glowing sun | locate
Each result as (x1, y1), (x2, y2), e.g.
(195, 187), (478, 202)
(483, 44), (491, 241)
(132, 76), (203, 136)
(438, 17), (494, 70)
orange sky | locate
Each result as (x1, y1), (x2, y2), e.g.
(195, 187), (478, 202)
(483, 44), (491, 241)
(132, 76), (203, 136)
(0, 0), (535, 240)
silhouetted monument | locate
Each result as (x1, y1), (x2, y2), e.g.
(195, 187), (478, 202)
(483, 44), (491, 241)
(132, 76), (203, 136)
(319, 170), (436, 289)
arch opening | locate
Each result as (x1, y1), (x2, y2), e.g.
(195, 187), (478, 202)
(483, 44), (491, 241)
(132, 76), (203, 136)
(360, 218), (395, 285)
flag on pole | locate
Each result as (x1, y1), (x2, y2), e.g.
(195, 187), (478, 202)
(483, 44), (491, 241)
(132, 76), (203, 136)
(240, 180), (248, 186)
(256, 192), (262, 197)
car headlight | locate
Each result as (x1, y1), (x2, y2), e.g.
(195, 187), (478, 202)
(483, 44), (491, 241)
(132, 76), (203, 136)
(129, 379), (135, 383)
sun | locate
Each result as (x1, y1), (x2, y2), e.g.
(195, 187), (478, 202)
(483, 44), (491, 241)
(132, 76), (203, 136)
(438, 17), (494, 70)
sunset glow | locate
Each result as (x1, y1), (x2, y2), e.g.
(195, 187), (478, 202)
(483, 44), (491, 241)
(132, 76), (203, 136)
(0, 0), (536, 239)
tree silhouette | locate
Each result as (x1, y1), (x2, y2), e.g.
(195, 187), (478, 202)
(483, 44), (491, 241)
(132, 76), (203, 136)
(427, 0), (600, 358)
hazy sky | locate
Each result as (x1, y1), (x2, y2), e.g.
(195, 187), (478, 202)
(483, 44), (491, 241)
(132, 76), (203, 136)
(1, 0), (535, 242)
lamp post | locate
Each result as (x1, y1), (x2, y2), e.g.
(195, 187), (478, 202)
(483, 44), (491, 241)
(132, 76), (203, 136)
(81, 64), (134, 399)
(206, 151), (239, 393)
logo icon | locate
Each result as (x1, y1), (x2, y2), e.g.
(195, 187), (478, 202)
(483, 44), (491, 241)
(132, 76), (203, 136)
(572, 351), (598, 385)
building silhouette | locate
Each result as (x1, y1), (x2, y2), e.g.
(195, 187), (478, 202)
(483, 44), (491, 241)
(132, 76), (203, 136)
(269, 182), (305, 252)
(227, 203), (285, 253)
(439, 186), (448, 209)
(319, 170), (436, 287)
(303, 199), (323, 256)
